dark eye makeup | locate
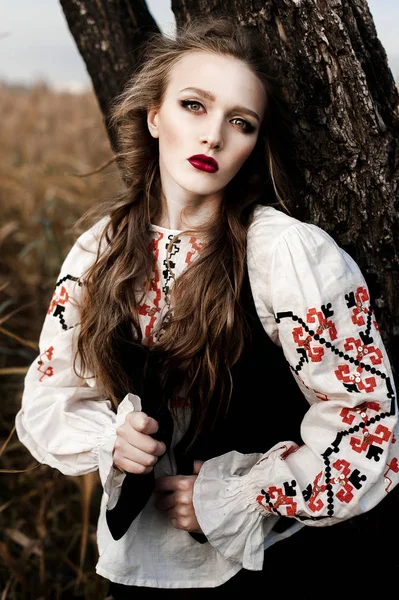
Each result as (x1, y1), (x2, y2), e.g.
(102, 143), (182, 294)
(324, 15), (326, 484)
(179, 100), (256, 134)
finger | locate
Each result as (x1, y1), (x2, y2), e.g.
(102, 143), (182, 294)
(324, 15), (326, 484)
(113, 456), (154, 475)
(154, 476), (192, 493)
(169, 513), (203, 533)
(127, 411), (160, 436)
(155, 488), (193, 511)
(127, 446), (159, 468)
(170, 516), (195, 531)
(154, 476), (180, 493)
(132, 431), (166, 457)
(114, 438), (162, 468)
(118, 428), (166, 457)
(154, 492), (176, 511)
(193, 460), (204, 475)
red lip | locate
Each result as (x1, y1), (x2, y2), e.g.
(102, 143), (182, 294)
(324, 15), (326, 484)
(187, 154), (219, 173)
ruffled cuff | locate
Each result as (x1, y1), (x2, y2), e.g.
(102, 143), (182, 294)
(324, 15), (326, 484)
(98, 393), (142, 510)
(193, 446), (296, 571)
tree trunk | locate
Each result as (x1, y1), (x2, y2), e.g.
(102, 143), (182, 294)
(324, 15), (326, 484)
(59, 0), (160, 150)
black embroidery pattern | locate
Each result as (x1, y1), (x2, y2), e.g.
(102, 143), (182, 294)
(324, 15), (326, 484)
(258, 287), (397, 520)
(162, 235), (181, 298)
(48, 274), (82, 331)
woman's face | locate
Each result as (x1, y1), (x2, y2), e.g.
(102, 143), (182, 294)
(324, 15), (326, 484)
(147, 51), (267, 204)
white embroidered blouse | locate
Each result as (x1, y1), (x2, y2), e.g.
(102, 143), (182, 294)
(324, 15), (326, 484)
(15, 205), (399, 588)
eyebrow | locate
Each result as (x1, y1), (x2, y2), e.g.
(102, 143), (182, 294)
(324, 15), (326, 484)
(178, 87), (261, 123)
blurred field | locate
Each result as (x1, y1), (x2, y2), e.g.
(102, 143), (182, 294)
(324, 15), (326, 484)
(0, 82), (121, 599)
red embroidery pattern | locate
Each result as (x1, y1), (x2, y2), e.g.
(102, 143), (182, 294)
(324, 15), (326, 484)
(292, 327), (324, 362)
(185, 237), (204, 265)
(334, 335), (382, 393)
(305, 458), (368, 513)
(332, 459), (364, 504)
(256, 485), (297, 516)
(351, 287), (370, 326)
(384, 457), (399, 492)
(307, 472), (327, 512)
(350, 423), (392, 455)
(37, 346), (54, 381)
(340, 401), (380, 425)
(47, 285), (68, 315)
(138, 233), (163, 345)
(344, 337), (383, 366)
(307, 308), (337, 340)
(292, 306), (339, 364)
(335, 300), (383, 393)
(334, 364), (377, 393)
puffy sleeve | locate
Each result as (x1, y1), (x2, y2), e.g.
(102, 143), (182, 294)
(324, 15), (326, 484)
(193, 215), (398, 570)
(14, 219), (133, 494)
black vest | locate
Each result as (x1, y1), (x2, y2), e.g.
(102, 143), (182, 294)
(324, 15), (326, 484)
(106, 263), (308, 541)
(174, 265), (308, 471)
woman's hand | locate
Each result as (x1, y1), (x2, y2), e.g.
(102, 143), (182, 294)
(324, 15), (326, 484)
(112, 411), (167, 474)
(154, 460), (204, 533)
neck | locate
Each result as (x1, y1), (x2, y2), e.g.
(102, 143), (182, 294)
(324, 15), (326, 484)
(155, 194), (222, 231)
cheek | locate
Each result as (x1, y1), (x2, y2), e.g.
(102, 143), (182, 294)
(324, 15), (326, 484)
(158, 116), (184, 154)
(159, 131), (178, 155)
(230, 140), (257, 171)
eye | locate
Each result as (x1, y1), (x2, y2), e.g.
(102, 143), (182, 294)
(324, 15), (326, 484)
(180, 100), (256, 134)
(231, 118), (256, 134)
(180, 100), (204, 112)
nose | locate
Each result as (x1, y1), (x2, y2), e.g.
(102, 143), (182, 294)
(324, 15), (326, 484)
(200, 118), (224, 150)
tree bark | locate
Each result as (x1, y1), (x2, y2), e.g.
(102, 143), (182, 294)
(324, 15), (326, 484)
(59, 0), (160, 150)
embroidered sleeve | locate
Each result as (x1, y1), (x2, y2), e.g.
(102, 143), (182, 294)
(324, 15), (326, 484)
(14, 220), (124, 486)
(193, 221), (398, 570)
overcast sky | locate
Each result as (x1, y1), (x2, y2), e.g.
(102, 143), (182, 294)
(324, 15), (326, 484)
(1, 0), (398, 90)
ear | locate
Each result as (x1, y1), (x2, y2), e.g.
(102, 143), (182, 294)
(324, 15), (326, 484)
(147, 108), (159, 138)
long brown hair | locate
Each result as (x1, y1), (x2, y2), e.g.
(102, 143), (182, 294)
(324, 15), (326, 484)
(75, 16), (296, 441)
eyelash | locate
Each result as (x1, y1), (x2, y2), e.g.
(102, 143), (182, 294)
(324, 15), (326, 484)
(180, 100), (256, 134)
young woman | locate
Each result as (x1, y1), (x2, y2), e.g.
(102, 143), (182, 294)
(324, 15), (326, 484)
(15, 15), (398, 598)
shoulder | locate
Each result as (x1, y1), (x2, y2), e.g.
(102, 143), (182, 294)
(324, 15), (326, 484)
(249, 204), (299, 235)
(247, 205), (298, 256)
(246, 206), (361, 333)
(61, 216), (110, 278)
(74, 216), (110, 257)
(247, 204), (345, 266)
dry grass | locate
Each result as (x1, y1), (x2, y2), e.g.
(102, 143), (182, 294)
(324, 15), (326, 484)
(0, 81), (121, 599)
